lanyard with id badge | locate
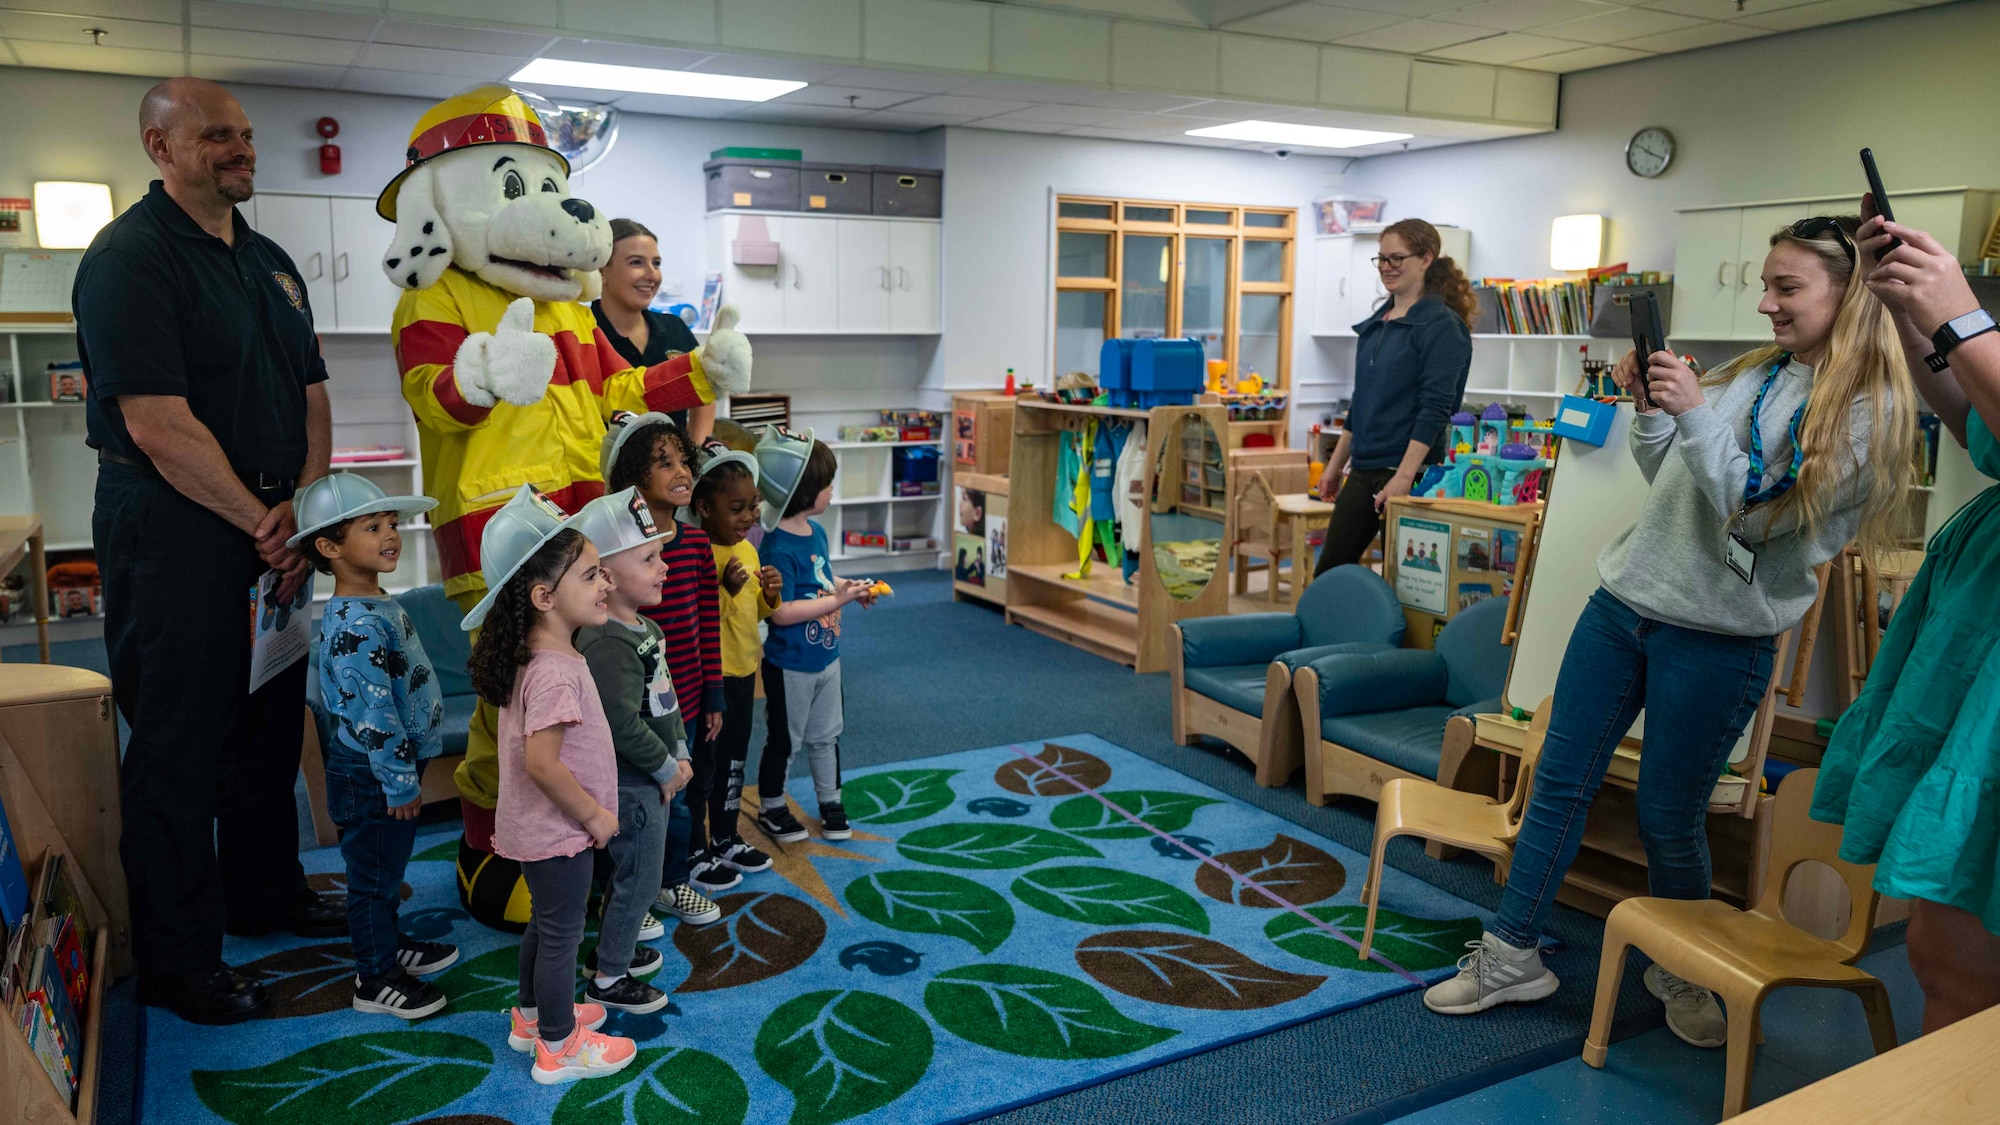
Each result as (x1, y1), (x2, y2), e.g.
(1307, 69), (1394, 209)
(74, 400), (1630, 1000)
(1727, 356), (1804, 585)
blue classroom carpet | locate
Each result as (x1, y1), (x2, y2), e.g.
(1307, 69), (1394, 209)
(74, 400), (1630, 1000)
(136, 737), (1495, 1125)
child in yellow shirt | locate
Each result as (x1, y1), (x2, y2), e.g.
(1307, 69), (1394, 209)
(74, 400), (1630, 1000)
(685, 443), (781, 887)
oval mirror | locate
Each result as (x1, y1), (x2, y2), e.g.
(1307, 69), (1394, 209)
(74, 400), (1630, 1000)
(1150, 414), (1223, 601)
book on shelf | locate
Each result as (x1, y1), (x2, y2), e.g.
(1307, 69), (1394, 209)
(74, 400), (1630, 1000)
(3, 844), (92, 1111)
(0, 789), (27, 940)
(1474, 270), (1675, 337)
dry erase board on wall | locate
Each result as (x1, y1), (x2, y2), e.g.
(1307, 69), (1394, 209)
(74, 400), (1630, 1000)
(1502, 408), (1753, 765)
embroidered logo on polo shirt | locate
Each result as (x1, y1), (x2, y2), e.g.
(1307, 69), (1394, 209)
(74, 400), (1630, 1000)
(273, 271), (304, 311)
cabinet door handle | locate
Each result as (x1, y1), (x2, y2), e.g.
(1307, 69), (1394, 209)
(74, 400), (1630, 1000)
(1339, 277), (1347, 297)
(306, 252), (323, 280)
(1717, 260), (1733, 287)
(896, 266), (908, 289)
(1741, 260), (1755, 287)
(792, 263), (802, 289)
(875, 266), (888, 290)
(334, 252), (349, 282)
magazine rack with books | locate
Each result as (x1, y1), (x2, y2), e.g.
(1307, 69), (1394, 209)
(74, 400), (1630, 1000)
(0, 727), (111, 1125)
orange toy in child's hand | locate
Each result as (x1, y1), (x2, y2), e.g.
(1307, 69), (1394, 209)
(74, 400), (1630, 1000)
(869, 580), (894, 597)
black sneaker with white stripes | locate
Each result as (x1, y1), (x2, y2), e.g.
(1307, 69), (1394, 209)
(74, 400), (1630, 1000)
(395, 938), (459, 976)
(819, 802), (851, 840)
(756, 802), (809, 843)
(352, 966), (447, 1019)
(713, 833), (773, 873)
(585, 973), (672, 1014)
(585, 943), (664, 980)
(690, 847), (743, 893)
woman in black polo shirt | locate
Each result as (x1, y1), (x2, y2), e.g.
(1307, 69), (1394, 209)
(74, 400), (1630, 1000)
(1313, 218), (1476, 576)
(593, 218), (713, 444)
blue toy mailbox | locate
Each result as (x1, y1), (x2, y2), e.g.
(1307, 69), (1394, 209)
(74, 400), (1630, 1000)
(1129, 338), (1205, 409)
(1551, 394), (1615, 447)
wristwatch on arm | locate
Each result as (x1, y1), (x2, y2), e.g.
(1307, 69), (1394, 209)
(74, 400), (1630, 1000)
(1926, 307), (1998, 372)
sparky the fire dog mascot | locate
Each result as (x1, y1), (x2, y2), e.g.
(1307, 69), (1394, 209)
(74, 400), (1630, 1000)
(377, 84), (750, 928)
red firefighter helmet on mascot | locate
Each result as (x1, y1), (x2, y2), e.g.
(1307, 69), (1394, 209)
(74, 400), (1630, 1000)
(377, 84), (560, 221)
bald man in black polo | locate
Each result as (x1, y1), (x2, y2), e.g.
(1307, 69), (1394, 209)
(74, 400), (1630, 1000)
(77, 77), (343, 1025)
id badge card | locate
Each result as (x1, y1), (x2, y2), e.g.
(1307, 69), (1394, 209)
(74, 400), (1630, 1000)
(1725, 529), (1757, 585)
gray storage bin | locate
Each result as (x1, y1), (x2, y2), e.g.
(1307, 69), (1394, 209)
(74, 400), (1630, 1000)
(800, 163), (872, 214)
(871, 166), (942, 218)
(704, 158), (800, 212)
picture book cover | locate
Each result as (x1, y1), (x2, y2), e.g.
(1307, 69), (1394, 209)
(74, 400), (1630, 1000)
(0, 792), (27, 935)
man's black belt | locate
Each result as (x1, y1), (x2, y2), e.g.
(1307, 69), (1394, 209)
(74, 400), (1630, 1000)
(98, 449), (295, 493)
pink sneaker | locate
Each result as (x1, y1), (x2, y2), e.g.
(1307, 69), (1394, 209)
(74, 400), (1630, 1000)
(507, 1003), (607, 1054)
(532, 1024), (637, 1085)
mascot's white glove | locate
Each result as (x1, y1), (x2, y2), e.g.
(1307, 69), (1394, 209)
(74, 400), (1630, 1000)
(453, 297), (558, 409)
(697, 304), (753, 398)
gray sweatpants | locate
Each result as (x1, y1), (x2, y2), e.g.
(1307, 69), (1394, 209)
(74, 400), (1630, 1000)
(597, 776), (667, 978)
(759, 658), (844, 806)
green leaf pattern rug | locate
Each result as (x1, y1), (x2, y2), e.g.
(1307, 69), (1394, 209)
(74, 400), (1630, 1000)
(145, 736), (1488, 1125)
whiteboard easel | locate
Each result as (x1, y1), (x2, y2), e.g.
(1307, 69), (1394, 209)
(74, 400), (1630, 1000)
(1502, 408), (1756, 767)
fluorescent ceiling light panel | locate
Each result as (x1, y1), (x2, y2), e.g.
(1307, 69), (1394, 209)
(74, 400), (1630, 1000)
(1183, 120), (1412, 149)
(510, 58), (805, 102)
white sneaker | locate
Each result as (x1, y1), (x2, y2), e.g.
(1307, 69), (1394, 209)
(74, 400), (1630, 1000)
(1646, 964), (1726, 1048)
(654, 882), (722, 925)
(1423, 931), (1560, 1015)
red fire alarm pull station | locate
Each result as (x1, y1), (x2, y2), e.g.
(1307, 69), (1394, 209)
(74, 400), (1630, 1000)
(317, 117), (341, 175)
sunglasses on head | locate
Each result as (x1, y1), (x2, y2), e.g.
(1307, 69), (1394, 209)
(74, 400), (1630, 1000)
(1789, 216), (1856, 264)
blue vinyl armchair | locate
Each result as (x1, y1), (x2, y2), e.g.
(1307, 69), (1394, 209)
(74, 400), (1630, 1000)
(302, 584), (475, 845)
(1293, 594), (1513, 806)
(1169, 565), (1405, 787)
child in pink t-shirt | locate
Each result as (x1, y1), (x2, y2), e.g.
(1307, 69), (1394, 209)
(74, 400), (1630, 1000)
(463, 487), (635, 1087)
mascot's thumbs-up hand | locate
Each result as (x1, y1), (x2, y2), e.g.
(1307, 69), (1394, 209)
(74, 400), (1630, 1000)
(695, 304), (753, 397)
(453, 297), (558, 409)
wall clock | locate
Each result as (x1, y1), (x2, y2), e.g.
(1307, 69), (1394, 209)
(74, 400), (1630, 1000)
(1626, 126), (1675, 178)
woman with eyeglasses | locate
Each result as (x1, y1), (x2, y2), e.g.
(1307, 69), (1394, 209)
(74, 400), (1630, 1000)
(1812, 198), (2000, 1033)
(1312, 218), (1475, 576)
(1427, 215), (1920, 1050)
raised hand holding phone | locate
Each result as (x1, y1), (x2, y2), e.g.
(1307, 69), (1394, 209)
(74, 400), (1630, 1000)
(1859, 148), (1903, 255)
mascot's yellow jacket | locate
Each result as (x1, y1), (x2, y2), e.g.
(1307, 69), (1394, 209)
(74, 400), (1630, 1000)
(392, 270), (714, 598)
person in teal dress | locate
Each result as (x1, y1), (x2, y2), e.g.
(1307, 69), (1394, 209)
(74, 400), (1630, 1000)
(1812, 196), (2000, 1033)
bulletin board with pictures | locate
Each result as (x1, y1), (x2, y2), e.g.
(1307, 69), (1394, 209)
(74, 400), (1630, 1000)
(1381, 496), (1542, 650)
(952, 472), (1008, 606)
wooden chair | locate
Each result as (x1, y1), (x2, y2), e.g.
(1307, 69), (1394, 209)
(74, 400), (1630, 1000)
(1581, 767), (1898, 1120)
(1830, 546), (1926, 708)
(1357, 699), (1552, 959)
(1229, 470), (1282, 602)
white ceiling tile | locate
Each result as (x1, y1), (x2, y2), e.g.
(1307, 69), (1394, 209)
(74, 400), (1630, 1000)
(0, 0), (181, 19)
(770, 83), (922, 109)
(890, 94), (1033, 116)
(0, 12), (183, 52)
(1318, 44), (1410, 109)
(373, 19), (556, 55)
(1425, 31), (1576, 62)
(1110, 22), (1217, 92)
(967, 117), (1075, 133)
(980, 102), (1138, 125)
(1157, 97), (1312, 119)
(1441, 0), (1615, 31)
(992, 6), (1108, 83)
(1639, 0), (1817, 17)
(8, 41), (182, 77)
(849, 109), (964, 129)
(561, 0), (716, 43)
(340, 67), (474, 99)
(192, 29), (365, 67)
(1513, 42), (1650, 68)
(387, 0), (552, 32)
(609, 92), (749, 116)
(1221, 3), (1404, 41)
(1109, 113), (1213, 132)
(1060, 126), (1175, 142)
(1073, 88), (1209, 110)
(1219, 33), (1318, 103)
(536, 39), (715, 70)
(722, 103), (872, 123)
(1032, 0), (1206, 22)
(718, 0), (861, 58)
(190, 54), (351, 89)
(862, 0), (989, 72)
(357, 43), (536, 80)
(690, 49), (842, 81)
(821, 64), (967, 92)
(1336, 18), (1496, 51)
(1736, 0), (1912, 31)
(1326, 0), (1487, 15)
(1541, 6), (1704, 41)
(1617, 19), (1769, 50)
(950, 79), (1106, 103)
(191, 2), (379, 41)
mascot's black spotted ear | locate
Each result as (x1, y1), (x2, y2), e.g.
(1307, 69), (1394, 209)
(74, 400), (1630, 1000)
(381, 162), (453, 291)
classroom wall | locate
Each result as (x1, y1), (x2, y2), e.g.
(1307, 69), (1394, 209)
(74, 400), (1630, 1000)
(1346, 0), (2000, 279)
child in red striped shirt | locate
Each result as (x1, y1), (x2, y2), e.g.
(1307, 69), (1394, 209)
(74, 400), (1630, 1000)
(601, 413), (724, 927)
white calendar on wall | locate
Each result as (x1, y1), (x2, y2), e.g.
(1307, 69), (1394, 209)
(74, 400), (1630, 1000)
(0, 251), (83, 314)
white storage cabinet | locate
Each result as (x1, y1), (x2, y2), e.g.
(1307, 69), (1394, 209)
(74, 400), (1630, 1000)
(704, 210), (941, 335)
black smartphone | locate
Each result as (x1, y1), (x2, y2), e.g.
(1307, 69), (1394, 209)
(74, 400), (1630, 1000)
(1859, 148), (1903, 253)
(1627, 290), (1664, 411)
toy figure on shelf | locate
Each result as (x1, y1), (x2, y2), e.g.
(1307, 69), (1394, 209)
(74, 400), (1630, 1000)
(374, 84), (754, 931)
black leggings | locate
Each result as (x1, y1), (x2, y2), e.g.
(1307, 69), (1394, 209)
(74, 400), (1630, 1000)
(687, 674), (757, 852)
(518, 849), (593, 1043)
(1313, 466), (1402, 577)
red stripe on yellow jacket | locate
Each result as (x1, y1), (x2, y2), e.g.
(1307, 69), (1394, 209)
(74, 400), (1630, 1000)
(432, 479), (603, 587)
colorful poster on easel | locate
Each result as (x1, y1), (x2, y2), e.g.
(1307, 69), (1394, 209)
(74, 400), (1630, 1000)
(1394, 516), (1449, 614)
(1493, 528), (1521, 577)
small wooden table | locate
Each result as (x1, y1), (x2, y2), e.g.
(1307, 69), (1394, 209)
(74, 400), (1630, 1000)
(0, 515), (50, 663)
(1732, 1001), (2000, 1122)
(1271, 492), (1334, 604)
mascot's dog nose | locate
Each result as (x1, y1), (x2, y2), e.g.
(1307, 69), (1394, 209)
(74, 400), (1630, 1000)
(561, 198), (596, 223)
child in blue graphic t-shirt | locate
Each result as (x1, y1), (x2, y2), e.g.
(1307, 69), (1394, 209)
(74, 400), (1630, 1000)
(292, 473), (458, 1020)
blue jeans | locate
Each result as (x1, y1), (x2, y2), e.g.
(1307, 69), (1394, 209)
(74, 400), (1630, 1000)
(326, 754), (423, 980)
(1492, 589), (1775, 949)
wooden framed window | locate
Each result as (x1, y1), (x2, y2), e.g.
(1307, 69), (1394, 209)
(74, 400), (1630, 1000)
(1054, 194), (1295, 389)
